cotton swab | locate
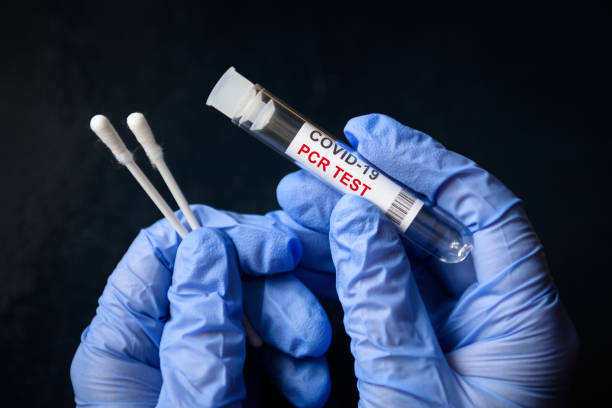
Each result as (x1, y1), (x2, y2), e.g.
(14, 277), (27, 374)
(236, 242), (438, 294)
(90, 115), (189, 238)
(126, 112), (263, 347)
(126, 112), (201, 230)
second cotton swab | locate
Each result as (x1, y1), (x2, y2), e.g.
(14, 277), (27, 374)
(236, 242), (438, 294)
(125, 112), (263, 347)
(127, 112), (201, 231)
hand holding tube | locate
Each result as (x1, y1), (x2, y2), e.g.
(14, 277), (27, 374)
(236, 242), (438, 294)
(276, 114), (579, 406)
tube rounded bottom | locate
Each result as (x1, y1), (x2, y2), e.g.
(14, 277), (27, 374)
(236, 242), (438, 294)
(403, 205), (473, 263)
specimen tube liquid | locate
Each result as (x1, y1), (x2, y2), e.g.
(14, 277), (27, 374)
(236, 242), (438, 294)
(206, 67), (473, 263)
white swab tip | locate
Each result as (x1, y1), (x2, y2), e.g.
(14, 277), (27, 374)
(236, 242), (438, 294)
(127, 111), (161, 159)
(127, 112), (146, 129)
(90, 114), (111, 133)
(90, 114), (133, 164)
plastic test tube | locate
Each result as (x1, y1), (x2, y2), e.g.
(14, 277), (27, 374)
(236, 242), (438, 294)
(206, 67), (473, 263)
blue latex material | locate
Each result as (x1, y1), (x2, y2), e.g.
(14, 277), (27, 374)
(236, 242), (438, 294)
(263, 347), (331, 408)
(275, 114), (579, 406)
(71, 205), (331, 407)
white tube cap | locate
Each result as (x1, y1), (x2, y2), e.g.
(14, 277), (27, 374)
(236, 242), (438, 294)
(206, 67), (254, 119)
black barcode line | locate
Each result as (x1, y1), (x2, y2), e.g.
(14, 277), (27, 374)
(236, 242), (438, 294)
(386, 190), (416, 226)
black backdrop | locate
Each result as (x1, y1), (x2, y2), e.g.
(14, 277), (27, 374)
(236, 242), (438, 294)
(1, 2), (609, 406)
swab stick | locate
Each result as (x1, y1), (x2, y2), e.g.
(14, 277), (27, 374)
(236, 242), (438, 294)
(126, 112), (201, 230)
(90, 115), (189, 238)
(126, 113), (263, 345)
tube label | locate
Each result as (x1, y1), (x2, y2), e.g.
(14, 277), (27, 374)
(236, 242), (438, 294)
(285, 122), (423, 232)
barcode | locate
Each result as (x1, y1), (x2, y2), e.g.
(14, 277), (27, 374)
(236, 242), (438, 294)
(386, 190), (416, 226)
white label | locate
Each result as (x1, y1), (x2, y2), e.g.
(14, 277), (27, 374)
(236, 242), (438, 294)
(285, 123), (423, 232)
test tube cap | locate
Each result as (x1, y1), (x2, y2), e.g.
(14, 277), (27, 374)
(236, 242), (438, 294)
(206, 67), (254, 119)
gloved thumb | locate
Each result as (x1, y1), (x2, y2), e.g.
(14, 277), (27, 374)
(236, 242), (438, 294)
(330, 195), (464, 406)
(157, 227), (245, 407)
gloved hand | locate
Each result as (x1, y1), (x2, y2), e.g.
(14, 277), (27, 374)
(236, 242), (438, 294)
(274, 114), (579, 407)
(71, 205), (331, 407)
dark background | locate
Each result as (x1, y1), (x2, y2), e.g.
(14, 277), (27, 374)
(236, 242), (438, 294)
(1, 2), (609, 406)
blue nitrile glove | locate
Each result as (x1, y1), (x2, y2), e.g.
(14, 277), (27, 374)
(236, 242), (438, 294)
(275, 114), (579, 406)
(71, 204), (331, 407)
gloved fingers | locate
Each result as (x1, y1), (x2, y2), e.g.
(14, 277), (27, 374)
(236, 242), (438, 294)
(266, 209), (335, 273)
(343, 114), (520, 232)
(263, 347), (331, 408)
(242, 274), (331, 358)
(273, 169), (468, 325)
(330, 195), (463, 405)
(273, 161), (474, 294)
(276, 170), (342, 233)
(157, 227), (245, 407)
(273, 168), (472, 317)
(74, 217), (182, 374)
(275, 173), (462, 286)
(187, 204), (302, 275)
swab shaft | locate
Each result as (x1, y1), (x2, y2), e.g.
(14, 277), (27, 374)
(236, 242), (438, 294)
(155, 160), (201, 230)
(127, 112), (201, 231)
(124, 162), (188, 238)
(242, 314), (263, 347)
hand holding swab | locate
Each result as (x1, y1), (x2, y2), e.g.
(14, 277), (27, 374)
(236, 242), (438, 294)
(90, 114), (189, 238)
(127, 112), (201, 230)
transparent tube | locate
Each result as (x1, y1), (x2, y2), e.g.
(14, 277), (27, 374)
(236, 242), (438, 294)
(206, 67), (472, 263)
